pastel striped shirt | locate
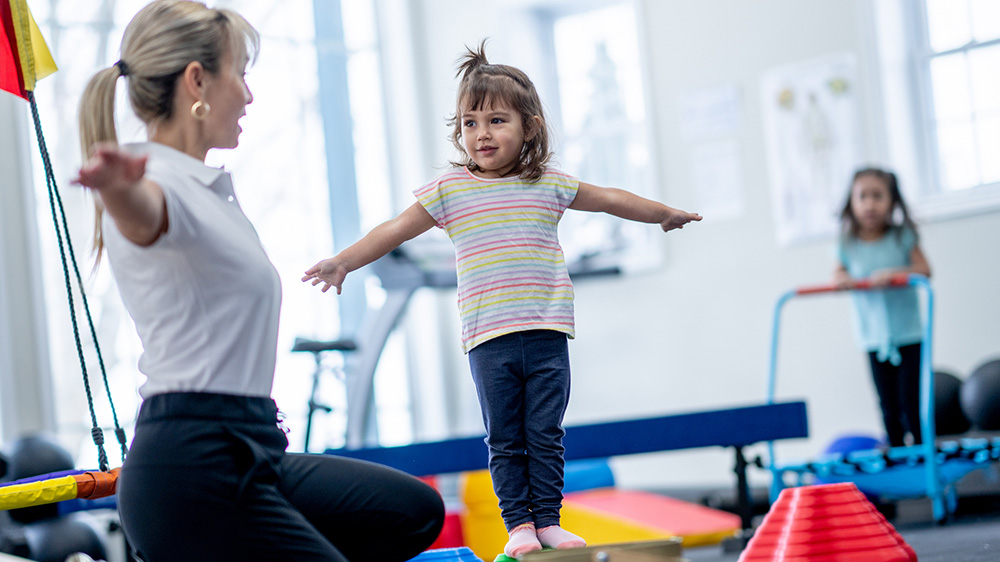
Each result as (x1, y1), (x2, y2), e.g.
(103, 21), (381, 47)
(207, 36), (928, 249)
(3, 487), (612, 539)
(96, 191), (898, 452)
(414, 167), (580, 353)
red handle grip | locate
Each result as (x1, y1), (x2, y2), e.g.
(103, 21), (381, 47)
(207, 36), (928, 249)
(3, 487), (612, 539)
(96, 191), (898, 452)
(796, 272), (911, 296)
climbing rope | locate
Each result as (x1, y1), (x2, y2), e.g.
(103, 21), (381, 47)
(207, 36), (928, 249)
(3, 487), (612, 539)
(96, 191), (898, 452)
(26, 91), (127, 471)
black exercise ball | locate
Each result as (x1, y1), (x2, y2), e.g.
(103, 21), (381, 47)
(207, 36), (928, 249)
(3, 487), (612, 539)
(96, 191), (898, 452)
(2, 434), (74, 524)
(960, 358), (1000, 431)
(22, 517), (107, 562)
(935, 370), (971, 435)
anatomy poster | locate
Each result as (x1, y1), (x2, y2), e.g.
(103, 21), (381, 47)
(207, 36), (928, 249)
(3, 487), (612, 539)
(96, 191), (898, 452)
(761, 53), (860, 246)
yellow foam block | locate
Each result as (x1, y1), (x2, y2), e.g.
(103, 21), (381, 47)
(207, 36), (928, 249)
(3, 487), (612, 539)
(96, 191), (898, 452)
(459, 470), (508, 560)
(560, 501), (669, 543)
(458, 470), (739, 559)
(460, 504), (509, 561)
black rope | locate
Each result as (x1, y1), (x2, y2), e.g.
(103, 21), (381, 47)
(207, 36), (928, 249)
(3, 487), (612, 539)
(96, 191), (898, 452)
(27, 91), (128, 470)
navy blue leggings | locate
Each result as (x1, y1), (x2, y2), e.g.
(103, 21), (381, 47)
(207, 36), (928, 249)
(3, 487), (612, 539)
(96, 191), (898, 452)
(118, 393), (444, 561)
(468, 330), (571, 531)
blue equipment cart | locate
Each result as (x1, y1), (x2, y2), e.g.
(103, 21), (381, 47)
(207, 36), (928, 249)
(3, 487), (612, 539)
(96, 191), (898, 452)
(763, 273), (997, 524)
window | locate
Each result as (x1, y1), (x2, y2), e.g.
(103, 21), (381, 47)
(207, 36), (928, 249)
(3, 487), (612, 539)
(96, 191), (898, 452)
(919, 0), (1000, 193)
(873, 0), (1000, 218)
(551, 1), (662, 271)
(27, 0), (352, 459)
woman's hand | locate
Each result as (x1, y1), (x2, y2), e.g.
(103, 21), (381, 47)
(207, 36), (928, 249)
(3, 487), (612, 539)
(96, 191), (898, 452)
(74, 142), (148, 195)
(74, 142), (167, 246)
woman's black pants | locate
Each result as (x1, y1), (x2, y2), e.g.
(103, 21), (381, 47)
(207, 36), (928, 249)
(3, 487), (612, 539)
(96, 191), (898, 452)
(118, 392), (444, 561)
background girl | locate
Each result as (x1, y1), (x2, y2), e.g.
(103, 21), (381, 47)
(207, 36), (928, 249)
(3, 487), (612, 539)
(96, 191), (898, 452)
(304, 41), (701, 558)
(834, 167), (932, 448)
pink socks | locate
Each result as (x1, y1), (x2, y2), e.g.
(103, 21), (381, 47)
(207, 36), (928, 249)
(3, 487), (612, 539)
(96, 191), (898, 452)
(504, 522), (587, 558)
(504, 523), (542, 558)
(537, 525), (586, 550)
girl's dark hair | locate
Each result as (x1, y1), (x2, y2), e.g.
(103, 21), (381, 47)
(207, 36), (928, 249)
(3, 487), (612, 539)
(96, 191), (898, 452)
(839, 167), (918, 242)
(447, 40), (552, 181)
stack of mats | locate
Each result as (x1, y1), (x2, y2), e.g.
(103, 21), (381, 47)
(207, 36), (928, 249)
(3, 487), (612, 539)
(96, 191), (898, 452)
(460, 463), (739, 561)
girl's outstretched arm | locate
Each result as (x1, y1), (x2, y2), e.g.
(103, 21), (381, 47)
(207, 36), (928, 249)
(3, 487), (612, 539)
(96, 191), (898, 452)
(74, 142), (166, 246)
(569, 182), (702, 232)
(303, 202), (436, 294)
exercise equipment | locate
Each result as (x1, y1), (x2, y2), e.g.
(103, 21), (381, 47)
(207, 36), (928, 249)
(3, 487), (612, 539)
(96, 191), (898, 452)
(0, 435), (119, 514)
(458, 458), (738, 557)
(562, 489), (740, 546)
(330, 401), (808, 542)
(960, 358), (1000, 431)
(496, 538), (685, 562)
(737, 482), (916, 562)
(2, 434), (74, 522)
(406, 547), (482, 562)
(934, 370), (971, 436)
(3, 435), (73, 481)
(290, 336), (357, 452)
(765, 273), (997, 523)
(0, 437), (114, 561)
(0, 0), (125, 512)
(0, 469), (120, 513)
(824, 434), (882, 455)
(17, 517), (108, 562)
(459, 464), (732, 559)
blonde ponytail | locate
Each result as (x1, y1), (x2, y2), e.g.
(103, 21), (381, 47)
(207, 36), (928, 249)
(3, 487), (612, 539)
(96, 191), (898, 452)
(77, 0), (259, 264)
(78, 66), (122, 160)
(78, 65), (124, 264)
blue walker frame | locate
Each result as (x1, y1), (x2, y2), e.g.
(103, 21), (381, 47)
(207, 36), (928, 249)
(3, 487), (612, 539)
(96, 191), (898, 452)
(764, 273), (954, 523)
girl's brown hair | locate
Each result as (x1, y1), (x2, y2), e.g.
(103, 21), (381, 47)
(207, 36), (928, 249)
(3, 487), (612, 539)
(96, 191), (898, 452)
(447, 40), (552, 181)
(78, 0), (259, 262)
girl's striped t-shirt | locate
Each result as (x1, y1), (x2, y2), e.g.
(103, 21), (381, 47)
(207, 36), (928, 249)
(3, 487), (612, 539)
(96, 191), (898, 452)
(414, 167), (579, 353)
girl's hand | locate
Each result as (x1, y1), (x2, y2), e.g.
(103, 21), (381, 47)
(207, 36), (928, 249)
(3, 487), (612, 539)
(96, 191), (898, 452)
(869, 269), (898, 287)
(659, 209), (703, 232)
(302, 259), (349, 294)
(74, 142), (148, 195)
(833, 269), (853, 289)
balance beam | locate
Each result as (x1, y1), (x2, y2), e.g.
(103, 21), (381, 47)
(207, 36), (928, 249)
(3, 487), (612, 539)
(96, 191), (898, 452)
(327, 401), (809, 531)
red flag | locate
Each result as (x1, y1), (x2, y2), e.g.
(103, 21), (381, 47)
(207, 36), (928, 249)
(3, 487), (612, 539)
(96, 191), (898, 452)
(1, 0), (57, 100)
(0, 0), (26, 99)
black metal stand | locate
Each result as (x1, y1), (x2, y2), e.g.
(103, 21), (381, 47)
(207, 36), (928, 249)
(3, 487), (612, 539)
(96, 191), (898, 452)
(291, 337), (356, 452)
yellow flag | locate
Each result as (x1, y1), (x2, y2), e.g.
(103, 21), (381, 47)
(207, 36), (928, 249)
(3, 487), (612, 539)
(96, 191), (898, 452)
(9, 0), (57, 92)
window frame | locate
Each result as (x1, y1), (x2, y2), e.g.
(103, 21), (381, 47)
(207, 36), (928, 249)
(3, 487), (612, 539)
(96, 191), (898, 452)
(872, 0), (1000, 221)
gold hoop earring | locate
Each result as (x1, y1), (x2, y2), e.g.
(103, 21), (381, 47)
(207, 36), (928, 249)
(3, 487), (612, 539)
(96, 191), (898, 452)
(191, 100), (211, 120)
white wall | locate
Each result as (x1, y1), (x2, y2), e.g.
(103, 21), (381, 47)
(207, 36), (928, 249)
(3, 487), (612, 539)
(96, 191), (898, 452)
(0, 92), (57, 440)
(2, 0), (997, 491)
(403, 0), (1000, 489)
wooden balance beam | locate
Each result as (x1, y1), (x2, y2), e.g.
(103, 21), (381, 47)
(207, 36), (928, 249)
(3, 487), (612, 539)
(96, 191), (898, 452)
(327, 401), (808, 533)
(519, 537), (684, 561)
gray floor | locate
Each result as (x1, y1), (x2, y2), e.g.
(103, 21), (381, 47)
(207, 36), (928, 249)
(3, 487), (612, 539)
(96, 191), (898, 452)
(680, 471), (1000, 562)
(685, 507), (1000, 562)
